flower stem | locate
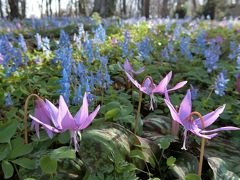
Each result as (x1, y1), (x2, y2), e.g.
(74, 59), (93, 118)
(134, 91), (142, 134)
(101, 87), (104, 105)
(24, 94), (41, 144)
(188, 111), (205, 177)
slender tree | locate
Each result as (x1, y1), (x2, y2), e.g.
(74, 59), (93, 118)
(20, 0), (26, 18)
(0, 0), (4, 18)
(8, 0), (20, 19)
(161, 0), (168, 17)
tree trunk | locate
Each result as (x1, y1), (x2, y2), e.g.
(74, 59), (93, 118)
(49, 0), (52, 17)
(21, 0), (26, 18)
(161, 0), (168, 17)
(46, 0), (49, 16)
(92, 0), (116, 17)
(143, 0), (150, 18)
(79, 0), (86, 15)
(123, 0), (126, 16)
(0, 0), (4, 18)
(8, 0), (20, 20)
(58, 0), (61, 16)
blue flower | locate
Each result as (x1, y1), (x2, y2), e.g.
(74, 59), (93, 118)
(5, 93), (13, 107)
(215, 71), (229, 96)
(137, 37), (153, 61)
(42, 37), (50, 58)
(35, 33), (42, 50)
(18, 34), (27, 53)
(180, 36), (193, 61)
(204, 40), (221, 73)
(190, 84), (198, 100)
(94, 24), (106, 44)
(122, 30), (132, 57)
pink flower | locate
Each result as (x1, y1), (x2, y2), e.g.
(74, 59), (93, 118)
(164, 89), (240, 150)
(30, 92), (100, 151)
(126, 71), (187, 110)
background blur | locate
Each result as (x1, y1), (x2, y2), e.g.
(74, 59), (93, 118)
(0, 0), (240, 20)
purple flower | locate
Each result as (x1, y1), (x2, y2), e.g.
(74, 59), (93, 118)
(164, 89), (240, 150)
(31, 98), (54, 138)
(29, 92), (100, 151)
(119, 59), (144, 76)
(125, 71), (187, 110)
(0, 53), (3, 64)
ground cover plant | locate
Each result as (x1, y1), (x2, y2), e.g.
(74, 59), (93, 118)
(1, 16), (240, 180)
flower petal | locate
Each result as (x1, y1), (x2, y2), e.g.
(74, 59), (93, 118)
(58, 95), (75, 130)
(168, 81), (187, 92)
(29, 115), (61, 133)
(164, 99), (182, 125)
(153, 71), (172, 94)
(45, 98), (59, 128)
(123, 59), (132, 72)
(195, 104), (226, 129)
(74, 92), (89, 126)
(179, 89), (192, 121)
(191, 127), (218, 139)
(133, 66), (145, 74)
(34, 98), (53, 138)
(201, 126), (240, 134)
(125, 71), (145, 92)
(79, 105), (100, 130)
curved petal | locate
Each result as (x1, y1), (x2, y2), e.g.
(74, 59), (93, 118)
(29, 115), (61, 133)
(79, 105), (100, 130)
(133, 66), (145, 74)
(201, 126), (240, 134)
(153, 71), (172, 94)
(179, 89), (192, 121)
(190, 127), (218, 139)
(125, 71), (145, 93)
(195, 104), (226, 129)
(74, 92), (89, 126)
(164, 99), (182, 125)
(45, 98), (59, 128)
(58, 96), (75, 130)
(123, 59), (132, 72)
(168, 81), (187, 92)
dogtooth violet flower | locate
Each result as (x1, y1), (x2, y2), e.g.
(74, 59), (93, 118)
(164, 89), (240, 150)
(29, 92), (100, 151)
(125, 71), (187, 110)
(118, 59), (145, 76)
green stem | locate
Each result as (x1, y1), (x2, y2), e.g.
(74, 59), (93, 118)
(101, 87), (104, 105)
(134, 91), (142, 134)
(206, 88), (214, 102)
(198, 137), (205, 176)
(13, 163), (20, 179)
(24, 94), (41, 144)
(187, 112), (206, 177)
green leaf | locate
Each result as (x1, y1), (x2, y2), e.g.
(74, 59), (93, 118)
(185, 173), (201, 180)
(157, 135), (175, 150)
(40, 156), (57, 174)
(50, 146), (76, 160)
(57, 132), (70, 144)
(8, 137), (33, 159)
(11, 157), (36, 170)
(129, 150), (146, 161)
(208, 157), (239, 180)
(170, 152), (198, 179)
(0, 120), (18, 143)
(167, 156), (176, 167)
(105, 108), (120, 120)
(1, 160), (14, 179)
(0, 144), (10, 161)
